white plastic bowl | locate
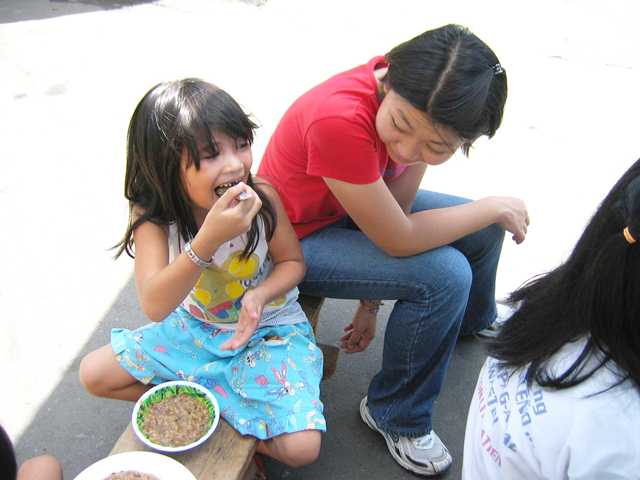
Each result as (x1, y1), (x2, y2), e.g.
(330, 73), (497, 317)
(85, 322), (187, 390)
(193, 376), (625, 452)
(131, 380), (220, 453)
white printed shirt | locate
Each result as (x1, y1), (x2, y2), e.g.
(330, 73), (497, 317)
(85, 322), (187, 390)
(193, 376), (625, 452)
(463, 339), (640, 479)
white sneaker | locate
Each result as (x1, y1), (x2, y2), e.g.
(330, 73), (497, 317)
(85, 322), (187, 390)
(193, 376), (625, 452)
(359, 397), (452, 476)
(475, 301), (518, 339)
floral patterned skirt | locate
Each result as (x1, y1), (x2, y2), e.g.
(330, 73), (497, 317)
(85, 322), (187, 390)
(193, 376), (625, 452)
(112, 307), (325, 439)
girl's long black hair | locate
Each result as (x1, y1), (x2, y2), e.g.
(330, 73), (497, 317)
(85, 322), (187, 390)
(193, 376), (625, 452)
(385, 24), (507, 154)
(113, 79), (276, 259)
(490, 158), (640, 392)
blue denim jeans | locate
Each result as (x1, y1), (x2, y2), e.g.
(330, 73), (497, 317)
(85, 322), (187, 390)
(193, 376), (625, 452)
(299, 189), (505, 437)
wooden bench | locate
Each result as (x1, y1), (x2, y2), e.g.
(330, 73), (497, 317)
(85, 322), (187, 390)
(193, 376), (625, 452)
(110, 294), (337, 480)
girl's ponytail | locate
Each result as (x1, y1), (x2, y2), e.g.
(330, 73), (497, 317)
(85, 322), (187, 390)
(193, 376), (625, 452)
(602, 175), (640, 388)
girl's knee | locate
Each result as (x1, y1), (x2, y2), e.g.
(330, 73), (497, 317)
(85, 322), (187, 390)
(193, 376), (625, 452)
(18, 454), (62, 480)
(404, 248), (471, 291)
(437, 251), (473, 301)
(274, 430), (322, 467)
(78, 345), (116, 397)
(78, 350), (102, 395)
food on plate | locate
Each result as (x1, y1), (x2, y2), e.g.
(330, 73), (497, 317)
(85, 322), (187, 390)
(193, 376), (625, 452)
(103, 471), (160, 480)
(137, 385), (214, 447)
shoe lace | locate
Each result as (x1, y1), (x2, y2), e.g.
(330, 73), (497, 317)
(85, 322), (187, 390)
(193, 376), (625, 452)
(412, 432), (435, 450)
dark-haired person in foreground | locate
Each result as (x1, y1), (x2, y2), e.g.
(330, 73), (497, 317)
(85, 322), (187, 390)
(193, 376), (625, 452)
(463, 159), (640, 479)
(258, 24), (529, 475)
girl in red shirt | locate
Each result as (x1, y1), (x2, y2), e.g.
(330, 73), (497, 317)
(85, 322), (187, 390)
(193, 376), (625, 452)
(259, 24), (529, 476)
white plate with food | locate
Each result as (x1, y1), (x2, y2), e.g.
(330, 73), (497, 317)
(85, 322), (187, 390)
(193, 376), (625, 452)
(74, 451), (196, 480)
(131, 380), (220, 453)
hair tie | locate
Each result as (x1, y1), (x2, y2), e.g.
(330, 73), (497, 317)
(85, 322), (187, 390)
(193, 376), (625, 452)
(623, 226), (637, 245)
(492, 63), (504, 75)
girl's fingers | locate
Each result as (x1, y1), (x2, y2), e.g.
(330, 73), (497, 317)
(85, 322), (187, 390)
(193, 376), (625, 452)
(242, 299), (262, 321)
(220, 338), (236, 350)
(344, 338), (366, 354)
(217, 183), (259, 213)
(216, 182), (248, 208)
(221, 303), (260, 350)
(230, 181), (252, 196)
(243, 192), (262, 218)
(340, 332), (353, 342)
(342, 332), (371, 353)
(508, 214), (529, 244)
(221, 330), (249, 350)
(220, 316), (253, 350)
(229, 186), (260, 214)
(347, 332), (362, 348)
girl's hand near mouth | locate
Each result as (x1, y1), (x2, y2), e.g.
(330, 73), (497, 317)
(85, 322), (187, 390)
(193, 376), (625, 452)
(198, 182), (262, 249)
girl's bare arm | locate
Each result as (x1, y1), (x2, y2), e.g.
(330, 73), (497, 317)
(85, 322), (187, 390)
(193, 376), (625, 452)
(218, 179), (306, 351)
(324, 176), (528, 257)
(384, 163), (427, 214)
(132, 221), (208, 321)
(133, 183), (261, 321)
(250, 178), (306, 304)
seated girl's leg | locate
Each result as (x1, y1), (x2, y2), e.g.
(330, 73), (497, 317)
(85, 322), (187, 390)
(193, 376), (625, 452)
(410, 189), (505, 335)
(199, 320), (325, 465)
(85, 310), (212, 401)
(300, 224), (472, 436)
(17, 455), (62, 480)
(79, 344), (150, 401)
(257, 430), (321, 467)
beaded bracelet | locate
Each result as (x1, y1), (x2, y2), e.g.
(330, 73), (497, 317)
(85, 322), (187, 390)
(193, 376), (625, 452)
(184, 241), (214, 268)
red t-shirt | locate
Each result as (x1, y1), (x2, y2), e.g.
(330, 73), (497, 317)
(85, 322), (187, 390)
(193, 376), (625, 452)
(258, 56), (405, 239)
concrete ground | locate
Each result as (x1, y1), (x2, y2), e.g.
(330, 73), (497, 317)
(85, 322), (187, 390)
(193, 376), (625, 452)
(1, 0), (639, 479)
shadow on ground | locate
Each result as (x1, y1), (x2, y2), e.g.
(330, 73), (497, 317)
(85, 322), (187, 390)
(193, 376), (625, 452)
(0, 0), (158, 24)
(15, 279), (487, 479)
(0, 0), (268, 24)
(13, 276), (144, 477)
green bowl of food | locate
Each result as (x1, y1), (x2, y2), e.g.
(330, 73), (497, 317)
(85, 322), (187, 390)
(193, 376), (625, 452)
(131, 381), (219, 453)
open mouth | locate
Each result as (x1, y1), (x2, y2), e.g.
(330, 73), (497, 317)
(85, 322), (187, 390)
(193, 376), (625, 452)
(214, 180), (241, 197)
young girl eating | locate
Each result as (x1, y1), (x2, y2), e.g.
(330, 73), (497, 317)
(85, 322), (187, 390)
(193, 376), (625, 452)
(79, 79), (325, 468)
